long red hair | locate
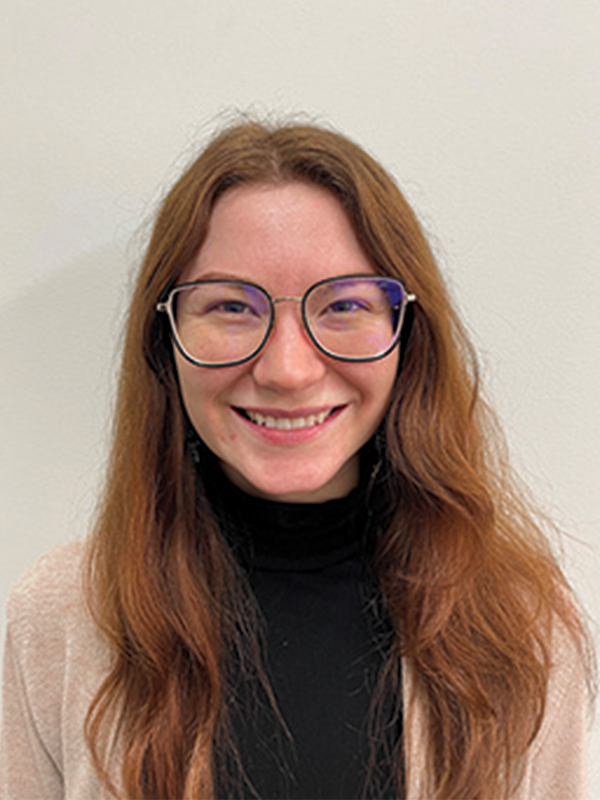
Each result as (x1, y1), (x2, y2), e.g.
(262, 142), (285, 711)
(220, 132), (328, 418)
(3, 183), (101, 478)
(84, 119), (593, 798)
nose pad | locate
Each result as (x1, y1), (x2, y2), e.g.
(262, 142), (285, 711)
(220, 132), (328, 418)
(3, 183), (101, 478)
(251, 304), (327, 390)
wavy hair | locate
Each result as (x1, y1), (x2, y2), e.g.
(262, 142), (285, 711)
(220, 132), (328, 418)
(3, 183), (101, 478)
(84, 118), (593, 799)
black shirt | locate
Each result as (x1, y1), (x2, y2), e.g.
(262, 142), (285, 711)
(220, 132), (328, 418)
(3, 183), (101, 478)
(204, 457), (400, 799)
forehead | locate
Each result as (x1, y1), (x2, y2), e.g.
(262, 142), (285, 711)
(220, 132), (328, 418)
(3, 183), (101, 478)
(182, 181), (375, 291)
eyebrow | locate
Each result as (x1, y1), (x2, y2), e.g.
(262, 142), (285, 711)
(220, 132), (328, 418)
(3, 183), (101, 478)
(186, 270), (249, 282)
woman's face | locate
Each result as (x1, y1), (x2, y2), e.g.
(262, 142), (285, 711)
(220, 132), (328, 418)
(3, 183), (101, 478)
(175, 182), (399, 502)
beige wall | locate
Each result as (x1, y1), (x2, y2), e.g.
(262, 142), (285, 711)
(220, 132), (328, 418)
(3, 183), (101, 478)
(1, 0), (598, 793)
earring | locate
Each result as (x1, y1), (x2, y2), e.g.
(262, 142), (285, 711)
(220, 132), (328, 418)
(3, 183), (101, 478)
(185, 424), (202, 465)
(370, 425), (388, 483)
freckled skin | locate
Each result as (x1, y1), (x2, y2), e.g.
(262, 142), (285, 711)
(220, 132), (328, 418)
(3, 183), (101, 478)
(175, 182), (398, 503)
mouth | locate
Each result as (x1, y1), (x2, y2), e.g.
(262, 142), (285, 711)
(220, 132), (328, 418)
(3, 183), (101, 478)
(234, 406), (343, 430)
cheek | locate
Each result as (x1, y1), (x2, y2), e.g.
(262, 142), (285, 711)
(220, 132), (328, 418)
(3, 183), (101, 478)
(350, 355), (398, 414)
(175, 356), (244, 447)
(175, 359), (218, 428)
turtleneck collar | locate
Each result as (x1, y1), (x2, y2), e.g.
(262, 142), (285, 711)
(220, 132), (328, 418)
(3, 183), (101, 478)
(197, 439), (388, 572)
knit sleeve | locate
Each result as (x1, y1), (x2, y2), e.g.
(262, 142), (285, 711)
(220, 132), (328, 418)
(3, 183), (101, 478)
(511, 626), (590, 800)
(403, 625), (590, 800)
(1, 540), (109, 800)
(1, 609), (64, 799)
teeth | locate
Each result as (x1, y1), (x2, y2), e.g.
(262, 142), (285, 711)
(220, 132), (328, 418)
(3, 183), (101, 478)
(246, 409), (332, 429)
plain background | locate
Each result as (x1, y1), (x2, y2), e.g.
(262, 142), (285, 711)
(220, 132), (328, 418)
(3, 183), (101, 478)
(1, 0), (598, 794)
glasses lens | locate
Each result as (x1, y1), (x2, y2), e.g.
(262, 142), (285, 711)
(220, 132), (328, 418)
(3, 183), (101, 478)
(304, 277), (405, 359)
(173, 281), (271, 365)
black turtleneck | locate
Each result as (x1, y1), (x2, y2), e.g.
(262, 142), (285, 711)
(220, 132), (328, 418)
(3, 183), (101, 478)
(203, 453), (401, 800)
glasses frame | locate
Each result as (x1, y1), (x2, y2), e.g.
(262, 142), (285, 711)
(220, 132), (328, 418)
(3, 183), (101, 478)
(156, 274), (416, 368)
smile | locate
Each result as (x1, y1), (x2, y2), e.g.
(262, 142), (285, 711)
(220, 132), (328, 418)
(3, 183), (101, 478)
(238, 407), (340, 430)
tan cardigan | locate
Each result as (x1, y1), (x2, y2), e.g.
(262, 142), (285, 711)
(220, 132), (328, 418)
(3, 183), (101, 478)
(0, 541), (589, 800)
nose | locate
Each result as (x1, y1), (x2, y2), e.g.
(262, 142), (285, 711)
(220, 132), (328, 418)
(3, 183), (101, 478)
(251, 302), (327, 391)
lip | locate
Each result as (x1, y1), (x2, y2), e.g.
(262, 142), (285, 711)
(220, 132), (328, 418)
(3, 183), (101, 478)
(232, 404), (346, 443)
(237, 405), (338, 419)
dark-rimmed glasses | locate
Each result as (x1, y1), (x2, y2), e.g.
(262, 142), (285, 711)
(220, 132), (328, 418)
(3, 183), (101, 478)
(156, 274), (416, 368)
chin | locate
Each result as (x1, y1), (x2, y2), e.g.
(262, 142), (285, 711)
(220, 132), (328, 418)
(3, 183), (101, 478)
(223, 459), (358, 504)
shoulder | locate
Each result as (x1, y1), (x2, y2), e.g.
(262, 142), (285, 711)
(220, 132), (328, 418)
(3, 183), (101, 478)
(403, 620), (592, 800)
(4, 537), (108, 730)
(8, 539), (86, 609)
(6, 539), (90, 650)
(2, 540), (110, 798)
(515, 621), (590, 798)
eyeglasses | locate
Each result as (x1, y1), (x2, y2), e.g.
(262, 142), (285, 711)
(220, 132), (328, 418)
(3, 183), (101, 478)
(156, 274), (416, 368)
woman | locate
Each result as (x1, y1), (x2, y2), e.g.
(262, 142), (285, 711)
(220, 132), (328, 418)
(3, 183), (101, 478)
(1, 119), (593, 799)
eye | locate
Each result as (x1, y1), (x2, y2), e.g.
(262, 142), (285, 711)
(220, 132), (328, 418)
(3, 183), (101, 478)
(326, 298), (368, 314)
(211, 300), (256, 315)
